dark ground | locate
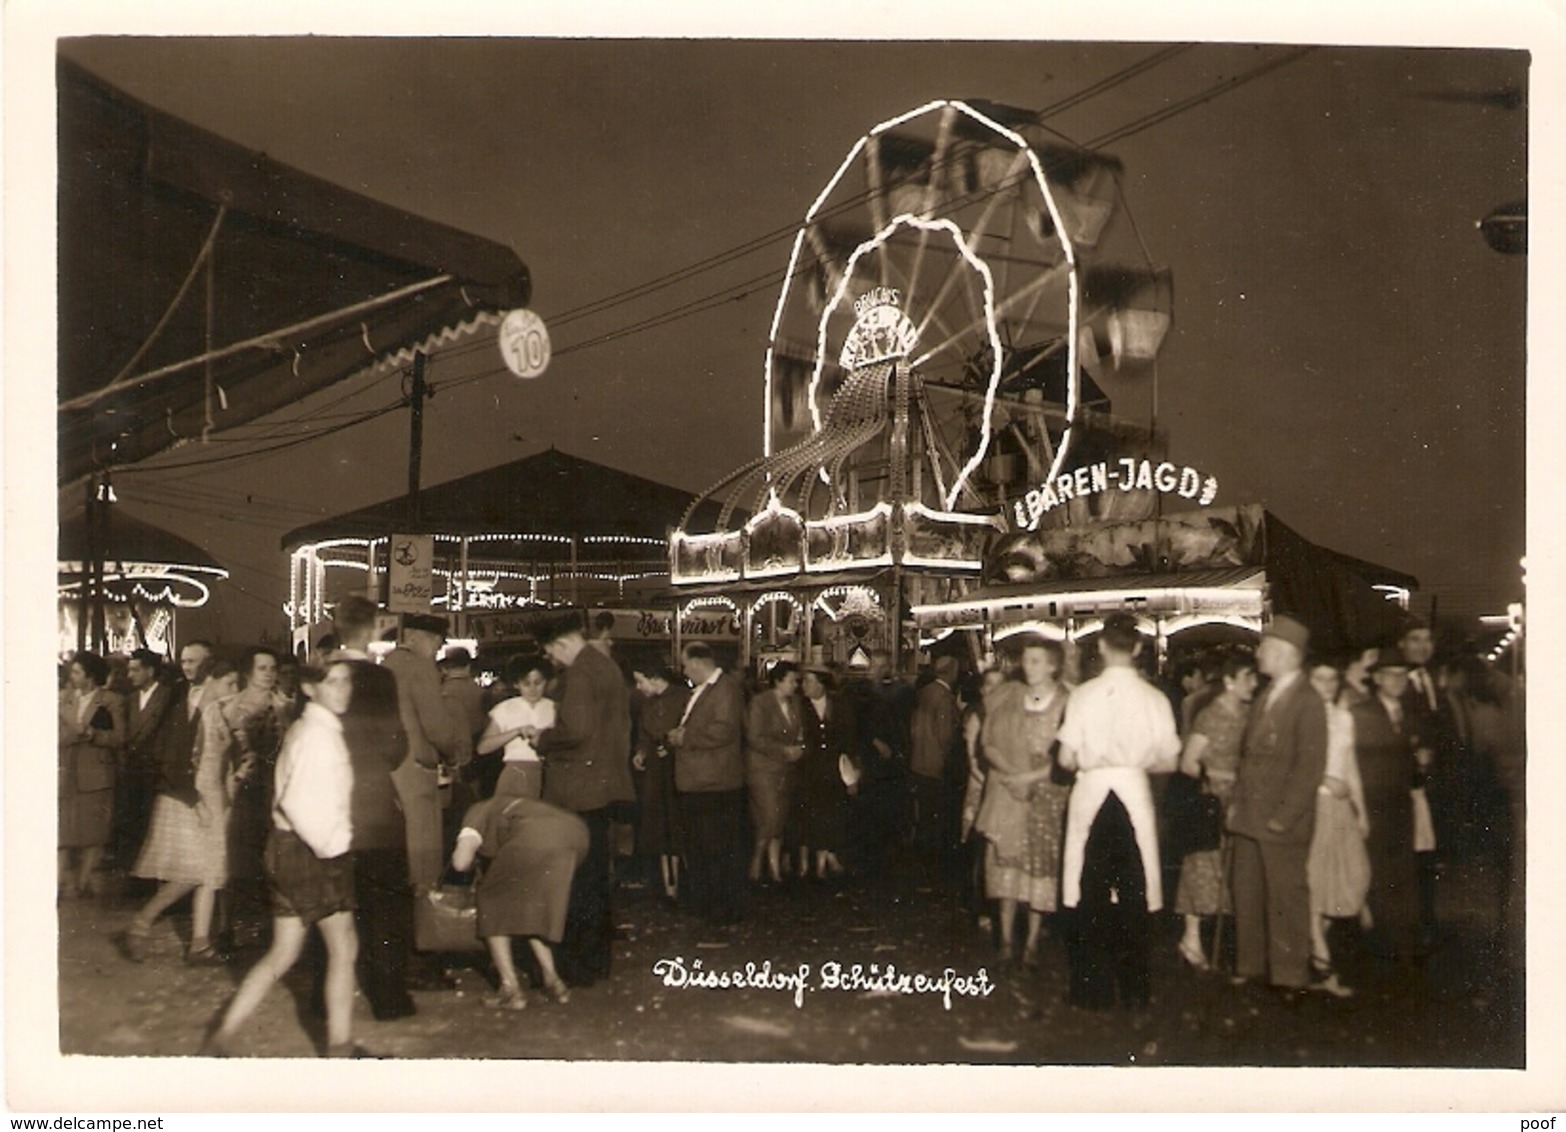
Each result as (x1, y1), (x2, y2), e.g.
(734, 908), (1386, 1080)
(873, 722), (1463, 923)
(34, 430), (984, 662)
(57, 829), (1524, 1067)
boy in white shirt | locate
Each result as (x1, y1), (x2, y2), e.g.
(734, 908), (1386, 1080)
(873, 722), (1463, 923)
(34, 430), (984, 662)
(204, 662), (365, 1058)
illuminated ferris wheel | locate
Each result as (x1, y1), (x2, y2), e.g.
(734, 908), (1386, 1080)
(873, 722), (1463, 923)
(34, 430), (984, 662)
(673, 99), (1170, 608)
(757, 98), (1170, 519)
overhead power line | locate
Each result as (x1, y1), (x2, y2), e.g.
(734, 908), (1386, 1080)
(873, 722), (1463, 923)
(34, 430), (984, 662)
(111, 48), (1311, 481)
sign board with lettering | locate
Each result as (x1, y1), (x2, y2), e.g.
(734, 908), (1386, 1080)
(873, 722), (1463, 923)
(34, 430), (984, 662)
(465, 606), (742, 647)
(386, 534), (435, 613)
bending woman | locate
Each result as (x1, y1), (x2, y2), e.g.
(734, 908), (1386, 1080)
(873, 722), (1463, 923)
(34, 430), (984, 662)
(451, 778), (590, 1010)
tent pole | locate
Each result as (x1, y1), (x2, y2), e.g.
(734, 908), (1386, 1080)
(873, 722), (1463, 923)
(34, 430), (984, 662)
(77, 477), (93, 655)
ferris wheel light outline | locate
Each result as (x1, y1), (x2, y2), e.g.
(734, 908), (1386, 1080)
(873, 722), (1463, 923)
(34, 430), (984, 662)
(763, 98), (1086, 508)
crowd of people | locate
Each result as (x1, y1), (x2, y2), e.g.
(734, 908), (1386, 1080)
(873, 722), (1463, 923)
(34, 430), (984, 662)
(57, 601), (1522, 1055)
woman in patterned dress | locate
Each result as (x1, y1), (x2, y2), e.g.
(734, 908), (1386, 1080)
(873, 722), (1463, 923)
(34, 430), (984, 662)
(119, 662), (240, 965)
(974, 635), (1071, 968)
(1173, 655), (1258, 969)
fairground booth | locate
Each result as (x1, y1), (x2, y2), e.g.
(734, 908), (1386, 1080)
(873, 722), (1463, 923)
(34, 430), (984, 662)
(281, 447), (736, 672)
(911, 502), (1417, 673)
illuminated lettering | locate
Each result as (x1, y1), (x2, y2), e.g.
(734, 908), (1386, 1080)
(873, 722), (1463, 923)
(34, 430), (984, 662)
(1008, 457), (1221, 529)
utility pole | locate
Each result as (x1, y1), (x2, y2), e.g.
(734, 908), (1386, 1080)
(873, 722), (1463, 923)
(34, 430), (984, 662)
(407, 351), (427, 528)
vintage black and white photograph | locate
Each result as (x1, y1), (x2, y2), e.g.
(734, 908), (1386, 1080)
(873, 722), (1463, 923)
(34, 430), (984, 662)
(8, 0), (1563, 1115)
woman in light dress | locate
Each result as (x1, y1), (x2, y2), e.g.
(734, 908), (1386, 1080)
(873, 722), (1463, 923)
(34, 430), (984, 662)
(1305, 657), (1371, 999)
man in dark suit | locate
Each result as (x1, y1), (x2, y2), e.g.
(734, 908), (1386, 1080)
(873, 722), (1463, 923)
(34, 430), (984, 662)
(1351, 654), (1421, 964)
(1394, 618), (1449, 943)
(113, 649), (174, 875)
(534, 614), (635, 985)
(1228, 615), (1328, 995)
(668, 641), (749, 926)
(330, 595), (415, 1018)
(909, 655), (961, 868)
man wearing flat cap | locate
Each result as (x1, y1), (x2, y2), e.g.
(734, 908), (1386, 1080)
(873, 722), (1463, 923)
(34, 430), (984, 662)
(1228, 614), (1328, 996)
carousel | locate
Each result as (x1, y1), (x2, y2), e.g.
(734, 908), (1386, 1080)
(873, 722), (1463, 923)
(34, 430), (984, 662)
(669, 99), (1177, 675)
(58, 501), (227, 658)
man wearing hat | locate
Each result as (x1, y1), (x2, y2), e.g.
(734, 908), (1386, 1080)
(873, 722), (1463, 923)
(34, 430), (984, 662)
(383, 614), (472, 897)
(1228, 614), (1328, 997)
(1351, 652), (1423, 964)
(909, 655), (962, 868)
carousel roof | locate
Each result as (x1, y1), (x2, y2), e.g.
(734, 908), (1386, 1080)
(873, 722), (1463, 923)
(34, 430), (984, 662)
(280, 448), (729, 549)
(57, 59), (531, 487)
(58, 506), (223, 573)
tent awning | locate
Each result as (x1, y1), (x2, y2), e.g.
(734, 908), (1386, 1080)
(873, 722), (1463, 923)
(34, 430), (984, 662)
(57, 59), (531, 486)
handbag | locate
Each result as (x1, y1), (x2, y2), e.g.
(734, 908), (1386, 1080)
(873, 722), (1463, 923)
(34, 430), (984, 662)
(1164, 771), (1222, 857)
(413, 868), (485, 953)
(1187, 789), (1224, 854)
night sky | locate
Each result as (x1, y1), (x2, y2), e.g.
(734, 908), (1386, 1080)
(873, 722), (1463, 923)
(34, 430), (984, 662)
(33, 21), (1539, 647)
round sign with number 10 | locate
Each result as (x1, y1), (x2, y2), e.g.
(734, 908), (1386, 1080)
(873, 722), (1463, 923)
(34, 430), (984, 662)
(499, 308), (552, 379)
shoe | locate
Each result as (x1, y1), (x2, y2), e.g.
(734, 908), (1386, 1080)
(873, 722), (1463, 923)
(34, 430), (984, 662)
(483, 986), (528, 1011)
(198, 1032), (234, 1058)
(1022, 943), (1041, 971)
(1178, 939), (1211, 972)
(112, 927), (149, 964)
(1309, 959), (1356, 999)
(185, 944), (231, 967)
(542, 979), (572, 1005)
